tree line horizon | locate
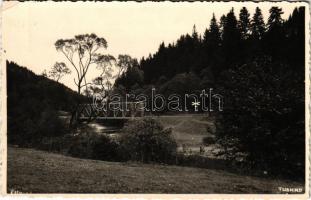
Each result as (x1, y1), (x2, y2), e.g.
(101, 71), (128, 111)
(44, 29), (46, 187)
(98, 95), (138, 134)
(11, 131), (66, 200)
(42, 6), (303, 95)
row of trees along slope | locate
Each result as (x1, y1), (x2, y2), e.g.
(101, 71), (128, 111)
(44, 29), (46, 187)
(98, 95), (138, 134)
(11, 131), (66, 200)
(116, 6), (303, 86)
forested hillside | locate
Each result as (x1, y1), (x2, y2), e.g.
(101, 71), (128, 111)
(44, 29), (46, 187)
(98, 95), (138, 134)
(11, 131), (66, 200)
(115, 7), (305, 178)
(7, 61), (86, 145)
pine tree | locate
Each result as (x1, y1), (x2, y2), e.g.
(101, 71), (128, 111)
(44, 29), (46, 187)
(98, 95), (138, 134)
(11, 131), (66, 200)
(204, 14), (221, 48)
(283, 7), (305, 68)
(223, 8), (240, 43)
(264, 7), (285, 59)
(192, 24), (199, 40)
(222, 8), (241, 67)
(238, 7), (251, 40)
(250, 7), (266, 40)
(202, 13), (222, 76)
(219, 14), (227, 39)
(192, 24), (200, 46)
(267, 7), (284, 30)
(203, 28), (209, 43)
(189, 25), (201, 73)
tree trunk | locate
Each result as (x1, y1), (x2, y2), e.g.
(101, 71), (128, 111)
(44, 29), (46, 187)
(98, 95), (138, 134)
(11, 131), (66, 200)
(69, 84), (82, 130)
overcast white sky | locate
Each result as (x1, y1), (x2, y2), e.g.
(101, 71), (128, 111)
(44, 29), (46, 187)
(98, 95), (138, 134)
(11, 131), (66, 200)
(3, 1), (303, 90)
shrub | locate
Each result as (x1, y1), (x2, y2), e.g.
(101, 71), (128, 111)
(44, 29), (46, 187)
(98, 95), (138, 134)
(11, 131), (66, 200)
(92, 136), (124, 161)
(37, 136), (68, 153)
(37, 108), (67, 137)
(67, 133), (95, 159)
(176, 153), (228, 170)
(8, 108), (67, 147)
(66, 131), (125, 161)
(120, 118), (177, 163)
(202, 136), (215, 145)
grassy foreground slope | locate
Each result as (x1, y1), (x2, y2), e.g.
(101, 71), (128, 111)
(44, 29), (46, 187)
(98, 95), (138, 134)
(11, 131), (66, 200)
(8, 147), (303, 194)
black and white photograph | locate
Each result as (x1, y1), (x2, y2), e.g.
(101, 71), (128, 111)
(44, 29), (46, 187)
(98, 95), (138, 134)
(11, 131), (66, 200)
(1, 0), (309, 195)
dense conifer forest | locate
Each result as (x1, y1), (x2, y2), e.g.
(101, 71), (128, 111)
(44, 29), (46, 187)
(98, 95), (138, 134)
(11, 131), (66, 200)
(116, 7), (304, 86)
(115, 6), (305, 177)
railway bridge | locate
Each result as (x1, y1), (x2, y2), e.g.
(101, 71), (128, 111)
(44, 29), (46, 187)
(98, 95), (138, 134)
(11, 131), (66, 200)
(78, 101), (146, 120)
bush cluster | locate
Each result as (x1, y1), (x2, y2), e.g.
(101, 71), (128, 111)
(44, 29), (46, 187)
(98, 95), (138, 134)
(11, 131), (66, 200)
(120, 118), (177, 163)
(8, 108), (67, 147)
(34, 118), (178, 164)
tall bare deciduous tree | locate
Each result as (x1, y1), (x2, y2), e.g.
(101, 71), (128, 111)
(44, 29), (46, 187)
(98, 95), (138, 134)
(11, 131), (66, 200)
(48, 62), (71, 82)
(55, 33), (113, 94)
(55, 33), (114, 127)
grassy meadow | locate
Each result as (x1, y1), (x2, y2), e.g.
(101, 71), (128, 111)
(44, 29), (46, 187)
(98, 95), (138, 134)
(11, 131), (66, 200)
(7, 147), (304, 194)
